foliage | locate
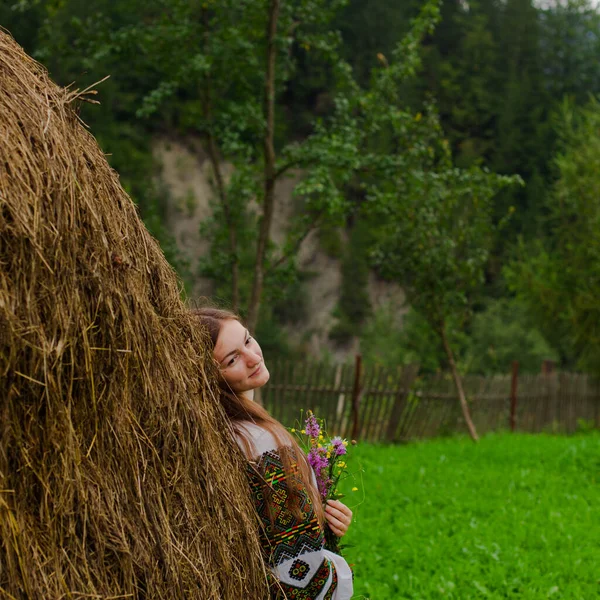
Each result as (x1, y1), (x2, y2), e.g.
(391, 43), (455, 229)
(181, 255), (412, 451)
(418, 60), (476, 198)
(360, 306), (414, 369)
(317, 221), (344, 259)
(360, 299), (557, 375)
(362, 63), (520, 439)
(422, 2), (500, 167)
(418, 0), (600, 262)
(329, 220), (372, 344)
(118, 0), (367, 327)
(364, 94), (520, 382)
(540, 0), (600, 103)
(360, 306), (443, 372)
(465, 298), (558, 375)
(361, 304), (479, 374)
(334, 0), (420, 87)
(182, 0), (446, 331)
(369, 162), (517, 334)
(506, 98), (600, 373)
(340, 433), (600, 599)
(254, 306), (295, 361)
(197, 165), (260, 305)
(330, 3), (521, 348)
(143, 193), (193, 288)
(5, 0), (600, 369)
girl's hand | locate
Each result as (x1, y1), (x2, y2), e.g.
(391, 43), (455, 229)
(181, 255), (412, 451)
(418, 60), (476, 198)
(325, 499), (352, 537)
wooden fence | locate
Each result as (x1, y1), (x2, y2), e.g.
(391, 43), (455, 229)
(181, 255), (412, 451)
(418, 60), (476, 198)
(260, 357), (600, 442)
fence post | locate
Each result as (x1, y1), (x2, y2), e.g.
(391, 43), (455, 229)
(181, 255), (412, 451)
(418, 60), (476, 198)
(333, 364), (345, 433)
(510, 360), (519, 432)
(541, 359), (559, 431)
(350, 354), (363, 440)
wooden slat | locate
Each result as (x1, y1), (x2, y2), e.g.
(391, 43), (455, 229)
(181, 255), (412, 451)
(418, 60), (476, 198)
(361, 365), (383, 440)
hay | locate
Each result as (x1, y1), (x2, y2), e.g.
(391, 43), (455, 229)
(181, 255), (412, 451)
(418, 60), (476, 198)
(0, 30), (269, 598)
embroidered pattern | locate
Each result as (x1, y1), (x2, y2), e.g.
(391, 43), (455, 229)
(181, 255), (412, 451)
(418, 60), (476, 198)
(247, 448), (339, 599)
(247, 449), (324, 566)
(288, 559), (310, 582)
(274, 558), (338, 600)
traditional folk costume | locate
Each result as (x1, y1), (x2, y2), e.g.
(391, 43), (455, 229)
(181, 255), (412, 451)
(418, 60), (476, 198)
(237, 423), (353, 600)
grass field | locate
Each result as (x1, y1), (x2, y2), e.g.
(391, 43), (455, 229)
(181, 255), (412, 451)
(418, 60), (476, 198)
(337, 433), (599, 599)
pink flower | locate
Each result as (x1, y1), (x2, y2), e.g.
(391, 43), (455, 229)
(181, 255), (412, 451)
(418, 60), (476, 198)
(317, 476), (332, 498)
(331, 436), (347, 456)
(307, 447), (328, 474)
(305, 412), (321, 438)
(307, 446), (331, 500)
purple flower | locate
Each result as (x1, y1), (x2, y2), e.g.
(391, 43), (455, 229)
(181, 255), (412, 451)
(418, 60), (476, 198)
(307, 447), (328, 475)
(307, 446), (331, 500)
(331, 436), (347, 456)
(305, 412), (321, 438)
(316, 476), (332, 499)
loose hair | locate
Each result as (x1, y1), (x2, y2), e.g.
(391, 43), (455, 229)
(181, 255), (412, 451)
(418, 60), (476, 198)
(190, 307), (325, 526)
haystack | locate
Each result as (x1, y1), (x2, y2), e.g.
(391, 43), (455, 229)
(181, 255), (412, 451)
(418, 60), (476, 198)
(0, 30), (269, 598)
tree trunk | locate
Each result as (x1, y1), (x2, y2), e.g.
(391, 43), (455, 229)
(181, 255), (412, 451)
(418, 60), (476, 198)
(246, 0), (280, 333)
(440, 321), (479, 442)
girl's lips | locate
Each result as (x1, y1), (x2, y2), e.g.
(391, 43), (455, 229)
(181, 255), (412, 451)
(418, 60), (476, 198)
(249, 363), (262, 378)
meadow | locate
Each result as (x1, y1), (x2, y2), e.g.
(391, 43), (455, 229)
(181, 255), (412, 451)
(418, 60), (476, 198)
(338, 433), (599, 599)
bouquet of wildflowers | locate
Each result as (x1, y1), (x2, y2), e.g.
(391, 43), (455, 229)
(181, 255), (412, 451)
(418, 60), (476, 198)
(291, 411), (356, 554)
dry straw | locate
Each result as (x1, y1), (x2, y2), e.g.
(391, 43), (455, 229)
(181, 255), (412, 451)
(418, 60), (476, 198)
(0, 30), (270, 598)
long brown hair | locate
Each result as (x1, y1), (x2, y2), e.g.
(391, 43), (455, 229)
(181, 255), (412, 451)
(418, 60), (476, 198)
(190, 307), (325, 525)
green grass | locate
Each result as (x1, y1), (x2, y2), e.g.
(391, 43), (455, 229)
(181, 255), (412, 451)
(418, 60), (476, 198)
(337, 433), (599, 599)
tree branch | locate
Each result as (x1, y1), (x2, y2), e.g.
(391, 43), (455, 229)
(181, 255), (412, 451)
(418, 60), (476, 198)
(266, 212), (324, 275)
(247, 0), (281, 332)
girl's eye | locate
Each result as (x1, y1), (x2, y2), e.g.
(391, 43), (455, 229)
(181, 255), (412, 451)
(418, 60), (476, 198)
(245, 336), (252, 345)
(227, 355), (238, 367)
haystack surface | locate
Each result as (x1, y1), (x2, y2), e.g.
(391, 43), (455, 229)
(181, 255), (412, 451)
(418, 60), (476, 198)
(0, 30), (269, 598)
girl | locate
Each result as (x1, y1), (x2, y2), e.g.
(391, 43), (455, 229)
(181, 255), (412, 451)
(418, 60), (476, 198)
(192, 307), (353, 599)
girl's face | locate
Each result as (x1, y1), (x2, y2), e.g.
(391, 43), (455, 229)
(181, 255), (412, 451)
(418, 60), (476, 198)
(213, 319), (270, 393)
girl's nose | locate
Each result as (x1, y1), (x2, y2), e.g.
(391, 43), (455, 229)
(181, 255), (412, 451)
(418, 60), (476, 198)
(245, 350), (261, 367)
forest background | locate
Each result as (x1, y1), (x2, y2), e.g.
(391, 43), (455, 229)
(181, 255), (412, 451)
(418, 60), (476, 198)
(4, 0), (600, 377)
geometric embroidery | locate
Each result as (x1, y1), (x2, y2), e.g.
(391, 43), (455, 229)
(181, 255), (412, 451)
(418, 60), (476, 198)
(246, 449), (324, 567)
(273, 558), (338, 600)
(288, 559), (310, 581)
(246, 447), (340, 599)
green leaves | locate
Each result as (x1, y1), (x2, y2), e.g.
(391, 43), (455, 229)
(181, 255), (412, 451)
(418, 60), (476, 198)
(507, 97), (600, 372)
(8, 0), (565, 355)
(370, 145), (520, 330)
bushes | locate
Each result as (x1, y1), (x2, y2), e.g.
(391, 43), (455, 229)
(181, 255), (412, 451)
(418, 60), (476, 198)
(329, 220), (372, 345)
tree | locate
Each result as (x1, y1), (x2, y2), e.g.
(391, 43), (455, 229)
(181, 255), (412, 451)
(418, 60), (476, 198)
(164, 0), (448, 334)
(370, 161), (518, 440)
(540, 0), (600, 104)
(421, 0), (501, 167)
(360, 36), (521, 436)
(333, 0), (421, 87)
(318, 0), (522, 440)
(124, 0), (357, 330)
(506, 98), (600, 372)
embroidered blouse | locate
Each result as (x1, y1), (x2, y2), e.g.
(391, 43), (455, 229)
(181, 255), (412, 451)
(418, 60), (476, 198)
(237, 422), (353, 600)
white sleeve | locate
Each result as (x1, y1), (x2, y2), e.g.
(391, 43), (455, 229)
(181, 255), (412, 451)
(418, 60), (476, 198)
(324, 549), (354, 599)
